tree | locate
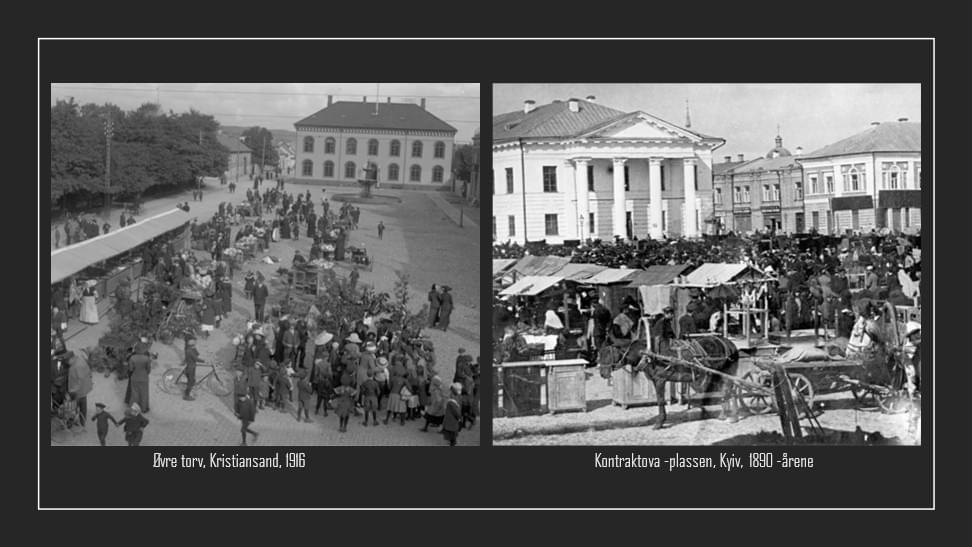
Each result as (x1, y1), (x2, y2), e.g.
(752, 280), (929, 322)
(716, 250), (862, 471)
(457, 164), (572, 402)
(241, 126), (279, 172)
(452, 143), (476, 183)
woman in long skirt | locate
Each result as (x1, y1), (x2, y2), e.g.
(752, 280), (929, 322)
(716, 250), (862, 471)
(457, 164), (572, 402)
(80, 280), (99, 324)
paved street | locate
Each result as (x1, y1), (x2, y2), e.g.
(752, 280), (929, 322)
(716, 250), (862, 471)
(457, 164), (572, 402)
(52, 179), (481, 446)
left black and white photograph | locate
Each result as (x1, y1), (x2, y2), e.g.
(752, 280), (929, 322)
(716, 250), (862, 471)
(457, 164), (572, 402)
(47, 83), (481, 446)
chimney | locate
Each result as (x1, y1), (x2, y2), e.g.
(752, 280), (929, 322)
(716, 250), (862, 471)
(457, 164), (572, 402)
(420, 98), (426, 110)
(567, 98), (580, 112)
(327, 95), (333, 107)
(523, 100), (536, 114)
(737, 154), (745, 162)
(362, 96), (367, 103)
(586, 95), (596, 103)
(724, 156), (732, 163)
(871, 121), (881, 126)
(898, 117), (909, 122)
(795, 146), (803, 155)
(387, 97), (392, 103)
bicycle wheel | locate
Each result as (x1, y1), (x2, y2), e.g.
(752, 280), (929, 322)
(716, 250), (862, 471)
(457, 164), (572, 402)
(206, 370), (233, 396)
(160, 368), (186, 395)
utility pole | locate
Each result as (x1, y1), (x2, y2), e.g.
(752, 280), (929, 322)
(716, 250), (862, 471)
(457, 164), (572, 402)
(104, 116), (113, 217)
(261, 134), (267, 177)
(198, 130), (204, 191)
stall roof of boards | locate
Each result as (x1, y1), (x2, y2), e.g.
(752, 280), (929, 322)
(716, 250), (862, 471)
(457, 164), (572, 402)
(681, 263), (766, 287)
(624, 264), (693, 287)
(51, 208), (191, 285)
(498, 275), (564, 297)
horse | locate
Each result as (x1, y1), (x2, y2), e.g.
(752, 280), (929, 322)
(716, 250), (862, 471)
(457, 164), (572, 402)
(598, 334), (741, 429)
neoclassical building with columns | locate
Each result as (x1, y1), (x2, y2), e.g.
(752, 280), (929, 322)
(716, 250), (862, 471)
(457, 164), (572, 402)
(492, 97), (725, 244)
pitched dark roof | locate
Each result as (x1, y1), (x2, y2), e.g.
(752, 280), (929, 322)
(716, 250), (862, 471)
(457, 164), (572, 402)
(800, 121), (921, 160)
(728, 154), (802, 175)
(216, 133), (253, 153)
(294, 101), (457, 133)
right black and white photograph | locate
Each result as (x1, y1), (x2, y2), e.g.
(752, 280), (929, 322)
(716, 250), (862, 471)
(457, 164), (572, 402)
(491, 83), (922, 446)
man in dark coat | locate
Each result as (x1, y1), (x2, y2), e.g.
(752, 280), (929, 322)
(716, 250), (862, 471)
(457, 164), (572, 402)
(252, 276), (269, 322)
(438, 286), (454, 331)
(442, 383), (463, 446)
(427, 285), (440, 328)
(126, 345), (153, 413)
(238, 393), (259, 446)
(183, 337), (203, 401)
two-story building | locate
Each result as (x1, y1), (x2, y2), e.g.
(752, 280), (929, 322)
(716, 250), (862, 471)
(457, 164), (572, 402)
(798, 119), (921, 234)
(714, 135), (806, 234)
(492, 96), (725, 244)
(217, 132), (253, 183)
(712, 153), (752, 233)
(294, 96), (457, 187)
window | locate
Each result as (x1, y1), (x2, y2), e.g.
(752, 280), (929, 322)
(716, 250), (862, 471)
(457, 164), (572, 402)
(434, 141), (445, 158)
(505, 168), (514, 194)
(324, 137), (335, 154)
(588, 213), (595, 234)
(344, 161), (356, 179)
(345, 138), (357, 155)
(587, 165), (595, 192)
(842, 164), (865, 192)
(809, 175), (819, 194)
(390, 140), (401, 157)
(301, 159), (313, 177)
(367, 139), (379, 156)
(694, 165), (699, 191)
(733, 186), (741, 204)
(825, 174), (834, 193)
(773, 184), (781, 201)
(852, 209), (860, 230)
(660, 165), (666, 191)
(492, 217), (496, 241)
(542, 166), (557, 193)
(624, 165), (630, 192)
(915, 162), (921, 188)
(794, 181), (803, 200)
(432, 165), (444, 183)
(714, 188), (723, 205)
(323, 161), (334, 178)
(626, 211), (633, 239)
(882, 161), (909, 189)
(411, 140), (423, 158)
(661, 210), (668, 233)
(303, 136), (314, 153)
(762, 185), (771, 201)
(544, 214), (559, 236)
(743, 186), (750, 202)
(904, 208), (910, 228)
(812, 211), (819, 229)
(388, 163), (399, 181)
(508, 216), (516, 237)
(410, 165), (421, 182)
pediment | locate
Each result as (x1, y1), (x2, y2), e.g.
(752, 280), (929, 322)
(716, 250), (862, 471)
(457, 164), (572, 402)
(585, 112), (698, 142)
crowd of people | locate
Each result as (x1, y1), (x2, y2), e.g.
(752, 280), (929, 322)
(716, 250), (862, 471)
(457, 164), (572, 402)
(51, 210), (140, 249)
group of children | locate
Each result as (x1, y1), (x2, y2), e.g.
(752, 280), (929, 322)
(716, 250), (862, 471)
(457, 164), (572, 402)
(87, 402), (151, 447)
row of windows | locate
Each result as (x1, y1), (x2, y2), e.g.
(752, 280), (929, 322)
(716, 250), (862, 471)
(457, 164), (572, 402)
(302, 136), (446, 158)
(715, 181), (802, 205)
(497, 165), (678, 194)
(300, 160), (444, 182)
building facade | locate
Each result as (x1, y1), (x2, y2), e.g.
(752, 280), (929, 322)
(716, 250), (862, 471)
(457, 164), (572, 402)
(492, 97), (724, 245)
(798, 120), (921, 235)
(294, 96), (456, 186)
(217, 133), (253, 183)
(712, 135), (806, 234)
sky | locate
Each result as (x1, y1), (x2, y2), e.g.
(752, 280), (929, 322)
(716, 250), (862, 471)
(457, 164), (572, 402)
(50, 83), (481, 143)
(493, 84), (921, 160)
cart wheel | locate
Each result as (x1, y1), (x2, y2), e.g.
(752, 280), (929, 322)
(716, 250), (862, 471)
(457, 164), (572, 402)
(160, 368), (185, 395)
(740, 370), (775, 415)
(851, 385), (879, 408)
(878, 391), (911, 414)
(206, 371), (234, 397)
(789, 373), (814, 408)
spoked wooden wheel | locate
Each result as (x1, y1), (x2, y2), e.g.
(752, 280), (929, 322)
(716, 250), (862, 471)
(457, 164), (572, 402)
(206, 372), (233, 396)
(788, 373), (814, 409)
(878, 390), (912, 414)
(851, 384), (880, 408)
(160, 368), (185, 395)
(739, 370), (775, 415)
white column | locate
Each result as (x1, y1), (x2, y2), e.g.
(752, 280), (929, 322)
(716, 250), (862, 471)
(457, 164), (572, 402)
(648, 157), (663, 240)
(574, 158), (590, 240)
(683, 157), (698, 237)
(612, 158), (627, 238)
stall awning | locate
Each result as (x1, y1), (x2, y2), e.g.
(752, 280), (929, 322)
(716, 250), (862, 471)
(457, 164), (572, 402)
(555, 263), (608, 282)
(625, 264), (692, 287)
(584, 268), (637, 285)
(683, 263), (763, 286)
(499, 275), (564, 296)
(511, 255), (572, 277)
(492, 258), (517, 276)
(831, 195), (874, 211)
(51, 208), (190, 284)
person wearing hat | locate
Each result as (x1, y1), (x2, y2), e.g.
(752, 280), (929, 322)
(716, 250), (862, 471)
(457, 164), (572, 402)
(118, 403), (149, 447)
(67, 350), (93, 428)
(650, 307), (677, 356)
(183, 337), (203, 401)
(384, 367), (408, 426)
(427, 284), (441, 328)
(252, 274), (269, 322)
(313, 359), (333, 416)
(358, 369), (381, 426)
(441, 383), (464, 446)
(422, 376), (446, 432)
(125, 342), (153, 414)
(80, 279), (99, 325)
(332, 373), (357, 433)
(295, 369), (314, 423)
(864, 265), (880, 295)
(438, 286), (454, 331)
(91, 403), (119, 446)
(282, 322), (298, 366)
(237, 393), (260, 446)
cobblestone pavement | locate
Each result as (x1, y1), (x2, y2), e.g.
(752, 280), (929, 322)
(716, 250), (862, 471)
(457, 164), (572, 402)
(51, 180), (481, 446)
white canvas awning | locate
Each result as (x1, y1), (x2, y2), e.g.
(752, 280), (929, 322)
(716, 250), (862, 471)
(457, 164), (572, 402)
(498, 275), (563, 296)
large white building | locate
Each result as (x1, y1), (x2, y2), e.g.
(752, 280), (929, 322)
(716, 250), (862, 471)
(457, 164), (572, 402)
(798, 119), (921, 234)
(294, 96), (456, 187)
(492, 97), (725, 244)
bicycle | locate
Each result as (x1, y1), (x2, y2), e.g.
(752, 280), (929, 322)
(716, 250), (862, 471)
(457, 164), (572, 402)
(159, 359), (234, 397)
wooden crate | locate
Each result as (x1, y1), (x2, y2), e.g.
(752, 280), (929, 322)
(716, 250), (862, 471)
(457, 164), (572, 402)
(494, 359), (589, 417)
(611, 368), (657, 409)
(546, 359), (587, 413)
